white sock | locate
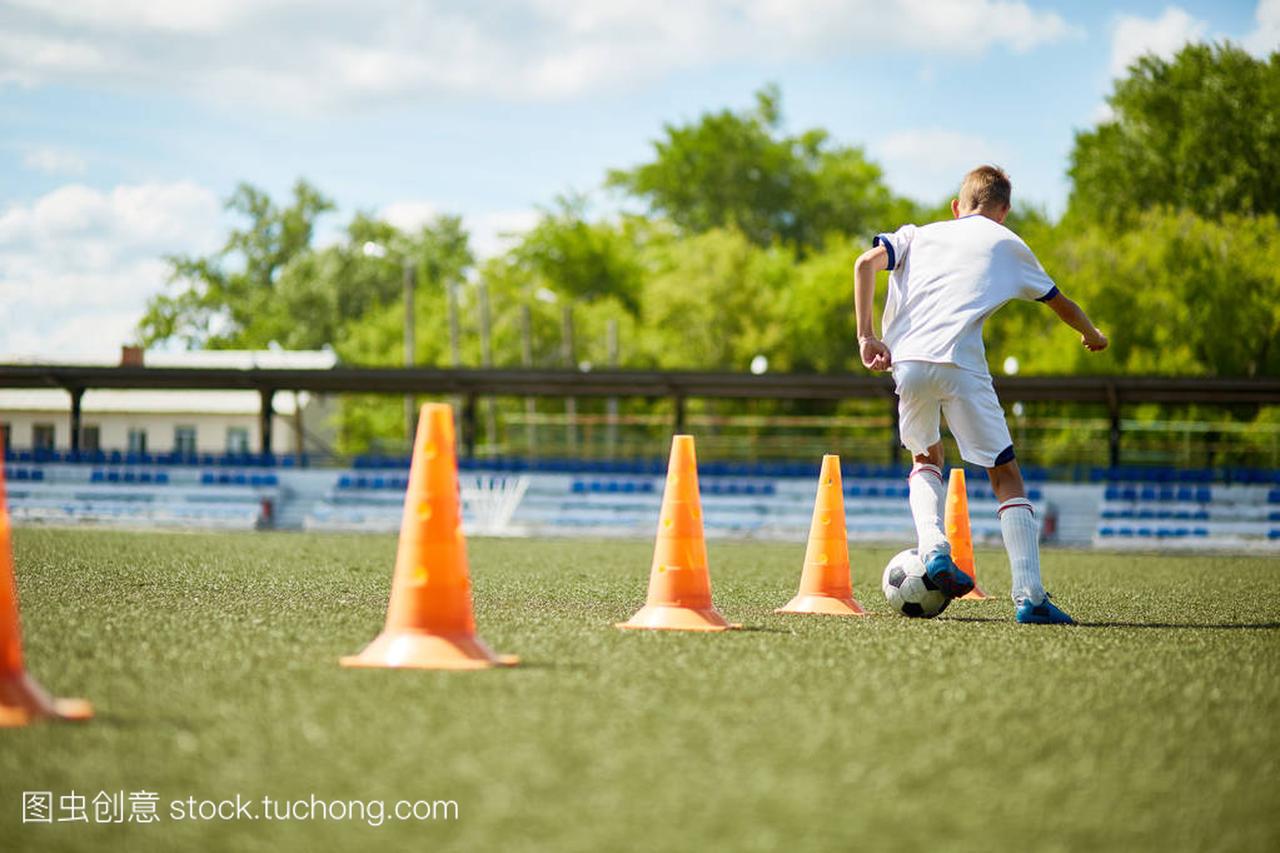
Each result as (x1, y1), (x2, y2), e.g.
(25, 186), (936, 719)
(908, 464), (950, 559)
(999, 498), (1045, 604)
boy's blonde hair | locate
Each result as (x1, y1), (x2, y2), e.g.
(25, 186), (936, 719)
(959, 165), (1011, 211)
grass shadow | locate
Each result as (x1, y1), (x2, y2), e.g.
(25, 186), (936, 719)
(1075, 620), (1280, 630)
(943, 615), (1280, 630)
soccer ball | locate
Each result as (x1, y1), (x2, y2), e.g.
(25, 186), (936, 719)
(881, 549), (950, 619)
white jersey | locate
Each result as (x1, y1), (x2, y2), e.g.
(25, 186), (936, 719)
(872, 214), (1058, 375)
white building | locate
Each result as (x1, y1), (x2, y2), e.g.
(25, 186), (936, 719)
(0, 349), (337, 457)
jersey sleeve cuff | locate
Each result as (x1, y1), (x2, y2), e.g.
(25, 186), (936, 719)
(872, 235), (896, 271)
(1035, 285), (1060, 302)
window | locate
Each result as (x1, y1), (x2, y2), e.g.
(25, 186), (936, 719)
(32, 423), (55, 451)
(226, 427), (250, 455)
(174, 425), (197, 456)
(81, 425), (101, 452)
(127, 428), (148, 454)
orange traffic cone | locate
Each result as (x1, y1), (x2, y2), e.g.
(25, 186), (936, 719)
(342, 403), (518, 670)
(618, 435), (739, 631)
(944, 468), (990, 600)
(776, 455), (866, 616)
(0, 447), (93, 727)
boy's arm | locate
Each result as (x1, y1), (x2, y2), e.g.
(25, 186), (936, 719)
(1043, 291), (1109, 352)
(853, 245), (892, 370)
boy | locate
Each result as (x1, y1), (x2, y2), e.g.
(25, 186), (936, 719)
(852, 165), (1108, 624)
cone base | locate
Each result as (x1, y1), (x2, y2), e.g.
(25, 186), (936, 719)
(961, 585), (992, 600)
(340, 629), (519, 670)
(616, 604), (740, 632)
(0, 672), (93, 727)
(775, 593), (868, 616)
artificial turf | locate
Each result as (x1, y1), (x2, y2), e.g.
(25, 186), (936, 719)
(2, 528), (1278, 852)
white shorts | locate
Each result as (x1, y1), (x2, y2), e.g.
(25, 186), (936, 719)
(891, 361), (1015, 468)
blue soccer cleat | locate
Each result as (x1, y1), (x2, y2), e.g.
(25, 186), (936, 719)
(923, 550), (975, 600)
(1015, 593), (1076, 625)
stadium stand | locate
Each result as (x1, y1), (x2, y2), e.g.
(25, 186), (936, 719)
(4, 452), (1276, 548)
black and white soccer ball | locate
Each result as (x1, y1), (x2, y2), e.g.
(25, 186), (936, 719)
(881, 548), (950, 619)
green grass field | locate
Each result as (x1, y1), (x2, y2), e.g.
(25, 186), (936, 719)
(3, 528), (1278, 852)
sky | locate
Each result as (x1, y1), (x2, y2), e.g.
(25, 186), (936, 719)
(0, 0), (1276, 360)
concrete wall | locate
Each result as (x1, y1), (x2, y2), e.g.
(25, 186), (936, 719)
(0, 410), (300, 454)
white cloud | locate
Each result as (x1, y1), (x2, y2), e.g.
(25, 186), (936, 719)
(377, 200), (537, 258)
(468, 209), (540, 259)
(1244, 0), (1280, 56)
(22, 146), (88, 175)
(872, 129), (1007, 203)
(379, 200), (439, 233)
(0, 0), (1081, 109)
(0, 181), (222, 359)
(1109, 7), (1208, 78)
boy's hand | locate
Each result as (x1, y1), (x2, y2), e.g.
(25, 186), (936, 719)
(860, 337), (892, 371)
(1082, 329), (1108, 352)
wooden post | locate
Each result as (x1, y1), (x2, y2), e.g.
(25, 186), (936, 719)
(68, 387), (84, 455)
(521, 304), (536, 456)
(562, 304), (576, 455)
(259, 388), (275, 457)
(478, 282), (497, 454)
(403, 262), (417, 448)
(606, 318), (619, 458)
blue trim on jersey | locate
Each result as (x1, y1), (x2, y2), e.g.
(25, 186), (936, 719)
(994, 445), (1016, 466)
(873, 235), (896, 271)
(1035, 285), (1060, 303)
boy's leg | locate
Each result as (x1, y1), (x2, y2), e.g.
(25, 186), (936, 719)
(987, 460), (1045, 604)
(989, 458), (1074, 624)
(908, 443), (950, 560)
(895, 362), (974, 598)
(940, 366), (1066, 619)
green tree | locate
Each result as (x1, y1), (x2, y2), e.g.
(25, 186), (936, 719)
(636, 227), (792, 369)
(137, 180), (335, 348)
(989, 209), (1280, 378)
(608, 86), (905, 251)
(507, 195), (646, 313)
(1068, 43), (1280, 225)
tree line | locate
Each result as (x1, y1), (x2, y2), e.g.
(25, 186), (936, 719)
(138, 44), (1280, 453)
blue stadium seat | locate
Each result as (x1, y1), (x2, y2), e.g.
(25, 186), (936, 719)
(156, 472), (169, 485)
(91, 470), (105, 483)
(201, 472), (215, 485)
